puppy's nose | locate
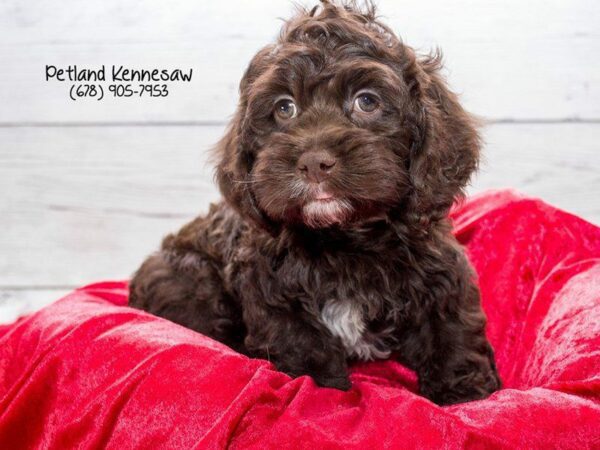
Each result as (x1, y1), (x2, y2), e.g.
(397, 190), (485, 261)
(297, 150), (337, 183)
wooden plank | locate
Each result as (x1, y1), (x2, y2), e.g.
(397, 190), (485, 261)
(1, 0), (599, 123)
(1, 123), (599, 288)
(469, 123), (600, 223)
(1, 126), (222, 287)
(0, 289), (71, 324)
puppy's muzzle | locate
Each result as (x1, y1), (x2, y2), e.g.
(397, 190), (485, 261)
(297, 150), (337, 183)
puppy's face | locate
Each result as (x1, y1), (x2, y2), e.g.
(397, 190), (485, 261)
(247, 42), (409, 229)
(217, 2), (480, 231)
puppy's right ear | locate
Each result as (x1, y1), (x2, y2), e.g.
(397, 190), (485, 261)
(214, 113), (265, 229)
(214, 46), (277, 231)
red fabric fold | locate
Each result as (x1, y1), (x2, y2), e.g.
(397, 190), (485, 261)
(1, 190), (598, 449)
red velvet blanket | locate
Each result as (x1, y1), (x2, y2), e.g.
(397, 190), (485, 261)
(1, 190), (599, 449)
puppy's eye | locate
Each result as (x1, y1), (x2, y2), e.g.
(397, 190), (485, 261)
(354, 93), (379, 113)
(274, 97), (298, 120)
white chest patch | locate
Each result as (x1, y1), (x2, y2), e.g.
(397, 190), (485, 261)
(320, 300), (391, 361)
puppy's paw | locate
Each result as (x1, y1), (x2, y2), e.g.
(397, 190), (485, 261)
(313, 374), (352, 391)
(423, 367), (501, 405)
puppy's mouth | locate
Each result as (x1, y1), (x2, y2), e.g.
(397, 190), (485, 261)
(301, 186), (353, 228)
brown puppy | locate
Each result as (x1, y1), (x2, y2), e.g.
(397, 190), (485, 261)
(129, 1), (501, 405)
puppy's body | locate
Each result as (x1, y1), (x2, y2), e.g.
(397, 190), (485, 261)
(131, 202), (498, 404)
(130, 1), (501, 405)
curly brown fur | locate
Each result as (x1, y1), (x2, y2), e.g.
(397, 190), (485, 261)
(129, 0), (500, 405)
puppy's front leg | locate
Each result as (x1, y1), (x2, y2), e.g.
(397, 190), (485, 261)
(407, 281), (501, 405)
(243, 300), (350, 390)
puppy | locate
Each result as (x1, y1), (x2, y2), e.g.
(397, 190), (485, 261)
(129, 0), (501, 405)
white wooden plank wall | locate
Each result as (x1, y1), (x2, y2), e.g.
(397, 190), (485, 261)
(1, 0), (599, 322)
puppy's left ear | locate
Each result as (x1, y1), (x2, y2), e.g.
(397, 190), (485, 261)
(402, 49), (481, 223)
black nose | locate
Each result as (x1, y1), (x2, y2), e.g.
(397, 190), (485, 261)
(297, 150), (337, 183)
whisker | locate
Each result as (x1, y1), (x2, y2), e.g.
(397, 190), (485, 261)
(230, 179), (257, 185)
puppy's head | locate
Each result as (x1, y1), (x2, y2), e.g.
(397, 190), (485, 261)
(216, 0), (480, 231)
